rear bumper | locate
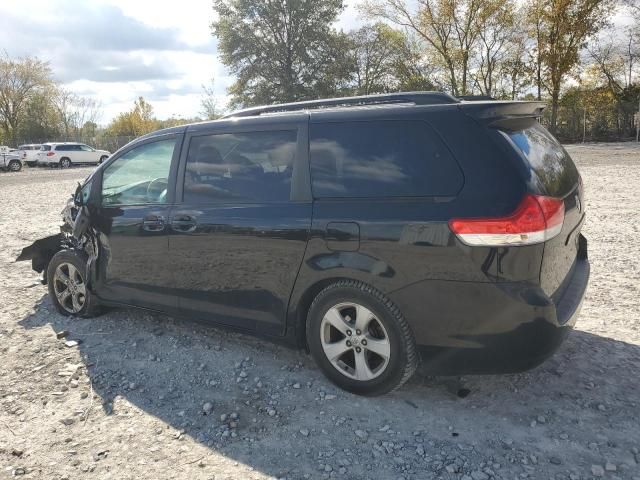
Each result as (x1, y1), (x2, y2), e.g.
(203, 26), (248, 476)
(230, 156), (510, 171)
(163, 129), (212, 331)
(390, 238), (590, 375)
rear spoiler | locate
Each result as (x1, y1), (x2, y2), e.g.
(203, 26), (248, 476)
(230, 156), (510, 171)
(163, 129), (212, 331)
(458, 101), (546, 129)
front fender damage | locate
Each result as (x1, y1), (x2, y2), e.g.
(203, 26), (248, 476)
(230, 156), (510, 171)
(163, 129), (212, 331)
(16, 196), (99, 286)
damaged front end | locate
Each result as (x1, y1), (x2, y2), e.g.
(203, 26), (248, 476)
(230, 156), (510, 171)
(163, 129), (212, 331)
(16, 183), (99, 286)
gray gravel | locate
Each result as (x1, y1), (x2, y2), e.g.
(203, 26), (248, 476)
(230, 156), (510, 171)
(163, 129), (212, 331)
(1, 146), (639, 479)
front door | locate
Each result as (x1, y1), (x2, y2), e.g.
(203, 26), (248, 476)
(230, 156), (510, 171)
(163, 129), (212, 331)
(169, 121), (311, 335)
(93, 135), (181, 311)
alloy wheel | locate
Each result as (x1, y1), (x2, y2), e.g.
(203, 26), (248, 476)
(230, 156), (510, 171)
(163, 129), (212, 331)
(53, 262), (86, 314)
(320, 302), (391, 381)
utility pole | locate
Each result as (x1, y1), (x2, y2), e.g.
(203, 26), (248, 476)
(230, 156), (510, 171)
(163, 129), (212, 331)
(583, 108), (587, 144)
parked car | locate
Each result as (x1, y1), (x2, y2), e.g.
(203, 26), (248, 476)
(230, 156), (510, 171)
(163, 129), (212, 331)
(36, 143), (110, 168)
(0, 146), (22, 172)
(17, 92), (589, 396)
(18, 144), (42, 166)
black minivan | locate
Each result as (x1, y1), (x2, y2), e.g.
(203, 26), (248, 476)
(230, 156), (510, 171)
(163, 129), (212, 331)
(20, 92), (589, 396)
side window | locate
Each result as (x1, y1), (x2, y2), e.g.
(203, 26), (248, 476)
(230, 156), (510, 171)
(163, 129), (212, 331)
(183, 130), (297, 203)
(102, 138), (177, 206)
(310, 120), (463, 198)
(80, 145), (93, 151)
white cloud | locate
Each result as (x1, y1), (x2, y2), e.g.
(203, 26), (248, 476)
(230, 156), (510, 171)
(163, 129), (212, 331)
(0, 0), (360, 123)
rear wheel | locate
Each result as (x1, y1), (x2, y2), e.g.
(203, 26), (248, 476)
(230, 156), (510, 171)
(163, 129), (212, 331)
(8, 160), (21, 172)
(59, 157), (71, 168)
(306, 280), (418, 396)
(47, 250), (100, 317)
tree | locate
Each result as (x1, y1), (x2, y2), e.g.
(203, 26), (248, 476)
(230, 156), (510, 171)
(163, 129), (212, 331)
(362, 0), (509, 96)
(525, 0), (615, 132)
(106, 97), (157, 137)
(54, 88), (102, 139)
(212, 0), (348, 107)
(349, 23), (405, 95)
(0, 54), (52, 145)
(473, 0), (518, 97)
(200, 78), (222, 120)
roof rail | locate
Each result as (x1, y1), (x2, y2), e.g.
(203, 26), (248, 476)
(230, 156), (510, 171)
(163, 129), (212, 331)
(457, 95), (496, 101)
(223, 91), (459, 118)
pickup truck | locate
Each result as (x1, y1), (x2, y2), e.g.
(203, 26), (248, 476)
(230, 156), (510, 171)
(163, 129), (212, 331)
(0, 146), (23, 172)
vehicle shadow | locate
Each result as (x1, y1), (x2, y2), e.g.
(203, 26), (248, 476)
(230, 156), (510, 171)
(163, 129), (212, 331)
(17, 294), (640, 479)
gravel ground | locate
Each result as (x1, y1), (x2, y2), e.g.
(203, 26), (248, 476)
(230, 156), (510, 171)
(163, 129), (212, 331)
(1, 145), (639, 480)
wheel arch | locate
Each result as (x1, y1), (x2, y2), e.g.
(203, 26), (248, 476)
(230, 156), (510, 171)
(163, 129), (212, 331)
(290, 277), (352, 350)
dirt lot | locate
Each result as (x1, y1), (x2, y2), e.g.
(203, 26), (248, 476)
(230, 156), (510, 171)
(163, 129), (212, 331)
(1, 145), (639, 480)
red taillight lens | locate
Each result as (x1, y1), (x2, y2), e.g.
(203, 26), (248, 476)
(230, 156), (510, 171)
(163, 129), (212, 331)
(449, 194), (565, 246)
(47, 151), (55, 156)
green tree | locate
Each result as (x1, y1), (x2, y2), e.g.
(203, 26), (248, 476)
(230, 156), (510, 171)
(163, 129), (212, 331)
(212, 0), (348, 107)
(0, 54), (52, 145)
(200, 78), (222, 120)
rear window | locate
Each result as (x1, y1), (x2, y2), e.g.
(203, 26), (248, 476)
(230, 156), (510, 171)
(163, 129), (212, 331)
(503, 123), (579, 197)
(40, 145), (51, 151)
(310, 120), (462, 198)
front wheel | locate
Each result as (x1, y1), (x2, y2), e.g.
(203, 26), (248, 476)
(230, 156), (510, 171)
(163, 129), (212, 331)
(8, 160), (22, 172)
(306, 280), (418, 396)
(99, 155), (108, 165)
(47, 250), (100, 317)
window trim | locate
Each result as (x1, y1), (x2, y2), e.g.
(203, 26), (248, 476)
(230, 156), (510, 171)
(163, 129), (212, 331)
(98, 133), (184, 208)
(177, 120), (310, 205)
(308, 118), (463, 200)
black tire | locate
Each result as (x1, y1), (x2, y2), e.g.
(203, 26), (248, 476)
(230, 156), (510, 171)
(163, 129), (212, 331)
(59, 157), (72, 168)
(8, 160), (22, 172)
(47, 249), (100, 317)
(306, 280), (418, 396)
(99, 155), (108, 165)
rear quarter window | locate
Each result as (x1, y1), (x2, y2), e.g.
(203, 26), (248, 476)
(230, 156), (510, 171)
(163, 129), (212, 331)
(502, 123), (579, 197)
(310, 120), (462, 198)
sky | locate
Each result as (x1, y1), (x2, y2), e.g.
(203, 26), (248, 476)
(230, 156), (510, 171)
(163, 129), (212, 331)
(0, 0), (361, 124)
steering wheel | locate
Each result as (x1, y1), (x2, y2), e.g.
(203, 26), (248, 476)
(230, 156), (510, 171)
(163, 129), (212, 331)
(146, 177), (168, 202)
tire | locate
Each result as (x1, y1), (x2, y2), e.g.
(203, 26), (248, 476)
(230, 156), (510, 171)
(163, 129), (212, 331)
(306, 280), (418, 396)
(8, 160), (21, 172)
(47, 250), (100, 317)
(99, 155), (108, 165)
(59, 157), (71, 168)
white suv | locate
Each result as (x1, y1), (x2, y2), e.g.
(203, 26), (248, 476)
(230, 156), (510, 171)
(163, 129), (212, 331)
(36, 143), (110, 168)
(17, 144), (41, 167)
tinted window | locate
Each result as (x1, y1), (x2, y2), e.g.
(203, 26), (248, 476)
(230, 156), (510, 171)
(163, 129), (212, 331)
(183, 130), (296, 203)
(310, 120), (462, 198)
(102, 138), (177, 206)
(503, 123), (579, 197)
(40, 145), (51, 151)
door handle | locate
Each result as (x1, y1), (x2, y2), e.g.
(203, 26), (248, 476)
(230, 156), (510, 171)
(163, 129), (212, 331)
(142, 215), (165, 232)
(171, 214), (197, 233)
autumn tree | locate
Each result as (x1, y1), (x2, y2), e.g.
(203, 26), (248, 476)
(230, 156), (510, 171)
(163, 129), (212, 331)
(0, 54), (52, 145)
(107, 97), (157, 137)
(362, 0), (512, 95)
(212, 0), (350, 107)
(525, 0), (614, 132)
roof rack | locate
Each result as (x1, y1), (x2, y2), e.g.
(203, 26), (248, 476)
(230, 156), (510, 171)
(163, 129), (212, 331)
(223, 91), (459, 118)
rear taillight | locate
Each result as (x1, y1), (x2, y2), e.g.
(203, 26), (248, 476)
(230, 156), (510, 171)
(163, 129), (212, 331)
(47, 152), (55, 156)
(449, 194), (565, 246)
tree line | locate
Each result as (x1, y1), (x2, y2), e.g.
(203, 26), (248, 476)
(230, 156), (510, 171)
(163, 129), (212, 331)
(213, 0), (639, 141)
(1, 0), (638, 146)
